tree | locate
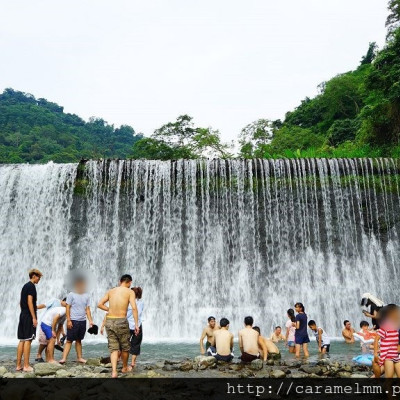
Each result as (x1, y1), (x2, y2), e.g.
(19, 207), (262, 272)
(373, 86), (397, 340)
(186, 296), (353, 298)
(150, 115), (232, 159)
(238, 119), (274, 158)
(387, 0), (400, 38)
(360, 42), (378, 65)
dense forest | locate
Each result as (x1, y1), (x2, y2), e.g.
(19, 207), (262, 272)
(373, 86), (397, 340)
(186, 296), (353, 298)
(1, 0), (400, 163)
(0, 89), (142, 163)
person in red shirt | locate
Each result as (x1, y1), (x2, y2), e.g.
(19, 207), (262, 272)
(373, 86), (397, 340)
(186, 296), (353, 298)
(373, 304), (400, 378)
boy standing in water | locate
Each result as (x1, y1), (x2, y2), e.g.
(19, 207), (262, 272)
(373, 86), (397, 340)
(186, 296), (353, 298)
(308, 320), (331, 354)
(60, 276), (93, 364)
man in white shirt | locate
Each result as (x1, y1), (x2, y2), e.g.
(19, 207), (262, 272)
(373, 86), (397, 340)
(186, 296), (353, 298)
(40, 306), (66, 363)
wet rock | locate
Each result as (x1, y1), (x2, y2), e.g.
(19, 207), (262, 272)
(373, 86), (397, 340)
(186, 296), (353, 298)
(249, 359), (263, 371)
(337, 371), (352, 378)
(266, 359), (275, 366)
(351, 373), (369, 378)
(179, 361), (193, 371)
(300, 366), (323, 375)
(317, 358), (331, 366)
(33, 363), (64, 376)
(270, 369), (286, 378)
(147, 370), (162, 378)
(55, 369), (74, 377)
(163, 363), (180, 372)
(194, 356), (217, 368)
(268, 353), (281, 360)
(3, 372), (15, 378)
(0, 366), (7, 376)
(228, 363), (243, 371)
(290, 371), (308, 378)
(86, 358), (101, 366)
(93, 366), (109, 374)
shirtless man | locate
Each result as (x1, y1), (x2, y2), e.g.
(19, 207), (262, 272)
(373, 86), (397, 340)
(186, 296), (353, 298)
(200, 316), (220, 355)
(270, 326), (285, 342)
(253, 327), (278, 361)
(239, 316), (260, 363)
(213, 318), (234, 362)
(342, 320), (355, 344)
(98, 274), (139, 378)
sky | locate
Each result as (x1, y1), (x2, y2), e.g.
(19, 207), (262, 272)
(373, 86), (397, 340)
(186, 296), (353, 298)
(0, 0), (388, 142)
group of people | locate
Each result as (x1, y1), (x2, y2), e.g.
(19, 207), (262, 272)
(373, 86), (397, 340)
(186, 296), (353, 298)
(199, 302), (331, 363)
(16, 269), (144, 378)
(17, 269), (400, 378)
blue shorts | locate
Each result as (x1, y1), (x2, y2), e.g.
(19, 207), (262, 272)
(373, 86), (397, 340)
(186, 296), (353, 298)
(40, 322), (53, 340)
(295, 335), (310, 345)
(67, 320), (86, 342)
(287, 340), (295, 347)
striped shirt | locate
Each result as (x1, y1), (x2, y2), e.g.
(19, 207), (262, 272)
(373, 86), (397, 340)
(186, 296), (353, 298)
(378, 327), (399, 366)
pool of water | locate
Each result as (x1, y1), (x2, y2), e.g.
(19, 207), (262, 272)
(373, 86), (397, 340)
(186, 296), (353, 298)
(0, 339), (366, 365)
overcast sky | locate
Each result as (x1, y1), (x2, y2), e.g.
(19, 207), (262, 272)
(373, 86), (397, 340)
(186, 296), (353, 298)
(0, 0), (388, 142)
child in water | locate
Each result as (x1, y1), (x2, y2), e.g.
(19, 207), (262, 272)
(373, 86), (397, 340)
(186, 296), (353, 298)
(308, 320), (331, 354)
(373, 304), (400, 378)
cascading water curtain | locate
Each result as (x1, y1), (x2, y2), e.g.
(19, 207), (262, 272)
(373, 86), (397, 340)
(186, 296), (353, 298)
(0, 159), (399, 340)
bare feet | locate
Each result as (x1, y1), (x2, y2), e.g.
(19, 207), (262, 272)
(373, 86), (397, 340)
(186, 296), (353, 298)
(15, 366), (23, 372)
(121, 366), (132, 373)
(48, 360), (59, 364)
(112, 371), (118, 378)
(131, 363), (135, 368)
(77, 358), (86, 364)
(59, 359), (66, 365)
(23, 366), (33, 372)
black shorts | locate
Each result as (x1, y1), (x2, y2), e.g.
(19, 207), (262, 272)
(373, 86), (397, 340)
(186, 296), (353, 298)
(17, 312), (36, 341)
(129, 325), (143, 355)
(215, 353), (233, 362)
(321, 344), (330, 353)
(67, 320), (86, 342)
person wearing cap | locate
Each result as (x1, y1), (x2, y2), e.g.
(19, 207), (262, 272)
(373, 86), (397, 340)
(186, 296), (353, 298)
(199, 316), (220, 355)
(361, 293), (384, 329)
(16, 268), (45, 372)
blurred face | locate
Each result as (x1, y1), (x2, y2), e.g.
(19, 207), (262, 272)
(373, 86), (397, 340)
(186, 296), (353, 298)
(361, 325), (368, 331)
(75, 279), (87, 293)
(32, 274), (41, 284)
(345, 322), (351, 330)
(275, 327), (281, 335)
(309, 324), (316, 331)
(209, 319), (216, 328)
(295, 305), (301, 313)
(385, 309), (400, 329)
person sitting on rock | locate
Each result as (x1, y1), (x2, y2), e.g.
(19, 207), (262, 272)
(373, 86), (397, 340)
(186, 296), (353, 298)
(239, 316), (260, 363)
(200, 316), (220, 355)
(270, 326), (285, 342)
(210, 318), (234, 362)
(342, 320), (355, 343)
(252, 327), (273, 361)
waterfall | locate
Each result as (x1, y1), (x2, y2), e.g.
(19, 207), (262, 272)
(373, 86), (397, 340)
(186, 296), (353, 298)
(1, 159), (399, 341)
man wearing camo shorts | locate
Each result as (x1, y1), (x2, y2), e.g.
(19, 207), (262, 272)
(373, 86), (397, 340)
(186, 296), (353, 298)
(98, 274), (139, 378)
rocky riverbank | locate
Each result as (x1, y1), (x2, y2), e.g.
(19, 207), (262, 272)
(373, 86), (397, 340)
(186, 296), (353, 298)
(0, 356), (371, 378)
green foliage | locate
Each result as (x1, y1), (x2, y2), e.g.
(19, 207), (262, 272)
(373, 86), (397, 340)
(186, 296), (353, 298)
(244, 15), (400, 160)
(0, 89), (142, 163)
(133, 115), (233, 160)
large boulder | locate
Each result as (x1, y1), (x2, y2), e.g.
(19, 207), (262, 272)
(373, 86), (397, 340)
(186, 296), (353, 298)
(33, 362), (64, 376)
(0, 366), (7, 377)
